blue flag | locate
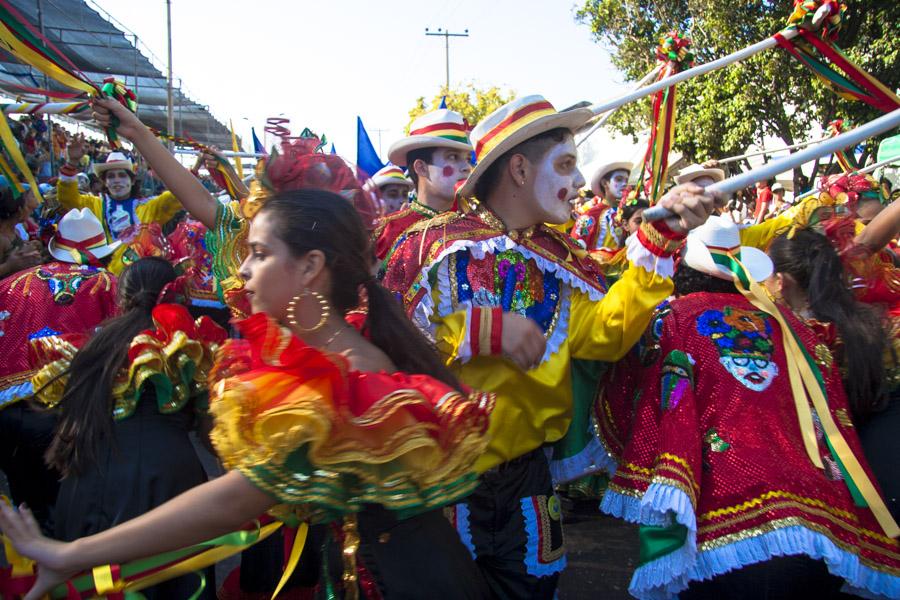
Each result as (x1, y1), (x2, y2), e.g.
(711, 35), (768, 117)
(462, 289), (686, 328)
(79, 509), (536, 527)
(439, 96), (447, 109)
(251, 127), (266, 155)
(356, 116), (384, 178)
(330, 143), (336, 155)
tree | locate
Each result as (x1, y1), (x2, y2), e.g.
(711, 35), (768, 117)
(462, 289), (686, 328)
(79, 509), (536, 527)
(406, 84), (516, 133)
(575, 1), (899, 188)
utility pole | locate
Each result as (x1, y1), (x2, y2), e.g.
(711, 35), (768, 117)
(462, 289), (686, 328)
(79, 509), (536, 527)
(425, 28), (469, 92)
(371, 128), (389, 156)
(166, 0), (174, 149)
(36, 0), (54, 173)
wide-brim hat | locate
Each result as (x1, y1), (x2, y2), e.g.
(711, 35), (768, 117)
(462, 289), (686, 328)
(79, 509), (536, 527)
(372, 165), (414, 189)
(458, 95), (593, 198)
(682, 215), (773, 282)
(49, 208), (121, 264)
(94, 151), (135, 177)
(387, 109), (473, 167)
(675, 164), (725, 186)
(590, 161), (633, 197)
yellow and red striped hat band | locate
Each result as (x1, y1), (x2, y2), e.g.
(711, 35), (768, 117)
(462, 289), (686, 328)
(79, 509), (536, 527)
(473, 100), (555, 162)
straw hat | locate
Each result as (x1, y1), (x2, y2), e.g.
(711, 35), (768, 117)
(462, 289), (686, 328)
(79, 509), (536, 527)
(458, 95), (592, 198)
(682, 215), (773, 282)
(372, 165), (414, 190)
(49, 208), (121, 264)
(93, 151), (135, 177)
(387, 109), (473, 167)
(675, 163), (725, 186)
(590, 161), (633, 197)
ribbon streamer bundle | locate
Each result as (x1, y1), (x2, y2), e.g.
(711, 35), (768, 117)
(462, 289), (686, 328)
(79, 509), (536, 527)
(827, 119), (859, 173)
(631, 31), (694, 205)
(775, 1), (900, 113)
(0, 0), (138, 148)
(151, 128), (246, 200)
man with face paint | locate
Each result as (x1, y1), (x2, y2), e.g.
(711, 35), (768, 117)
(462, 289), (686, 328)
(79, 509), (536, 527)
(58, 136), (183, 242)
(373, 109), (473, 262)
(381, 95), (718, 599)
(371, 165), (414, 215)
(570, 161), (632, 255)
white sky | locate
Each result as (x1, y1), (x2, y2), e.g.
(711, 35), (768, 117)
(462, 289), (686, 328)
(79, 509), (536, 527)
(93, 0), (628, 159)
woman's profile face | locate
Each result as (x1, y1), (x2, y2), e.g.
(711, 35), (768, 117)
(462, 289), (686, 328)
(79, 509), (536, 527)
(239, 210), (302, 322)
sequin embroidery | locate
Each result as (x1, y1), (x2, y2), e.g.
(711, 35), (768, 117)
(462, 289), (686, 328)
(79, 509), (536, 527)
(697, 307), (779, 391)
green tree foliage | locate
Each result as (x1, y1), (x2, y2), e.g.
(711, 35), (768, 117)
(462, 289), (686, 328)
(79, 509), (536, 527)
(407, 84), (517, 133)
(575, 1), (899, 185)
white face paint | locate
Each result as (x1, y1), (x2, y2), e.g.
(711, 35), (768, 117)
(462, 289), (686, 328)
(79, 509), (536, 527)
(423, 147), (472, 206)
(104, 169), (133, 200)
(607, 170), (629, 201)
(691, 175), (716, 189)
(532, 136), (585, 224)
(380, 184), (409, 214)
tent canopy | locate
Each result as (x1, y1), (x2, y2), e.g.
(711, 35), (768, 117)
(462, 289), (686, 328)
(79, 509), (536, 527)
(0, 0), (234, 147)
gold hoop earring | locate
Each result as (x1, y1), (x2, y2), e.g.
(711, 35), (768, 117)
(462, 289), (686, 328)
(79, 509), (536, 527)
(286, 289), (330, 333)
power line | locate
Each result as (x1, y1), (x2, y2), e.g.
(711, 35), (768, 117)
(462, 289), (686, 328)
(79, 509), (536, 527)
(424, 27), (469, 91)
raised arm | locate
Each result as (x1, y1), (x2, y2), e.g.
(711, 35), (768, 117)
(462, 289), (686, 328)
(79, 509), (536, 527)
(855, 198), (900, 255)
(0, 470), (274, 600)
(91, 99), (218, 229)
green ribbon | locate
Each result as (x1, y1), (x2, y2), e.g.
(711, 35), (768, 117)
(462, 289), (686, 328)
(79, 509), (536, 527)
(638, 523), (688, 566)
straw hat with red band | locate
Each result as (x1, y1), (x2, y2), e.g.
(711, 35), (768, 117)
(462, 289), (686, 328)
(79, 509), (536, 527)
(590, 161), (633, 197)
(93, 151), (135, 177)
(387, 109), (473, 167)
(49, 208), (122, 265)
(458, 95), (593, 199)
(372, 165), (414, 190)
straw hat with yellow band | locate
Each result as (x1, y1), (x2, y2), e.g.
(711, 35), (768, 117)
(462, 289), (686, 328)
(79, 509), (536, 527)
(49, 208), (122, 265)
(458, 95), (593, 199)
(387, 109), (473, 167)
(683, 215), (900, 539)
(372, 165), (414, 190)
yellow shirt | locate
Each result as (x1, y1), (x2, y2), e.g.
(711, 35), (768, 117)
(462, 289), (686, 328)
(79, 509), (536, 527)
(398, 222), (674, 472)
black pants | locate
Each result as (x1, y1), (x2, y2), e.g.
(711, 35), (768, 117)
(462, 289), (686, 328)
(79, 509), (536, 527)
(680, 555), (845, 599)
(448, 448), (565, 600)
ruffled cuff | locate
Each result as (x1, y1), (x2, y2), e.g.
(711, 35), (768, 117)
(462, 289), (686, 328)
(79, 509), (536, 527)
(459, 306), (503, 363)
(627, 221), (684, 279)
(57, 164), (79, 179)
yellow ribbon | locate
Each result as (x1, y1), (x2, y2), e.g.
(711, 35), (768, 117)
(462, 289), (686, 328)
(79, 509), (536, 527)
(270, 522), (309, 600)
(730, 255), (899, 538)
(92, 564), (121, 596)
(0, 110), (43, 205)
(0, 22), (95, 96)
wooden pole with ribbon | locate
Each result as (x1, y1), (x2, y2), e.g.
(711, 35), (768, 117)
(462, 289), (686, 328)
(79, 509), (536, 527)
(0, 101), (90, 115)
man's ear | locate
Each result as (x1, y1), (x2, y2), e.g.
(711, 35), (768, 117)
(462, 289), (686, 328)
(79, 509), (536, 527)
(507, 154), (530, 187)
(412, 158), (430, 182)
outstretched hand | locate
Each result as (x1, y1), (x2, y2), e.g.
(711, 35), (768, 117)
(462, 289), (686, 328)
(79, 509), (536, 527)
(0, 503), (77, 600)
(655, 182), (721, 233)
(91, 97), (146, 140)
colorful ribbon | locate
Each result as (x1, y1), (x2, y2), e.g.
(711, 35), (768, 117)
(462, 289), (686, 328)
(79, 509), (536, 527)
(826, 119), (859, 172)
(0, 106), (42, 204)
(632, 31), (694, 205)
(151, 127), (246, 200)
(0, 101), (90, 115)
(99, 78), (138, 149)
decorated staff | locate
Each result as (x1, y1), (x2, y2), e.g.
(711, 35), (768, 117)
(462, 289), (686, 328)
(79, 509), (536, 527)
(0, 101), (90, 115)
(577, 63), (662, 148)
(0, 1), (137, 148)
(587, 1), (839, 118)
(643, 108), (900, 222)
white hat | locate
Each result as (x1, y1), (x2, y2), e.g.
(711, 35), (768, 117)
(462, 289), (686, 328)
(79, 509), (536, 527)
(771, 183), (785, 193)
(387, 109), (473, 167)
(93, 151), (135, 177)
(590, 161), (633, 197)
(458, 95), (592, 198)
(49, 208), (121, 264)
(372, 165), (414, 190)
(682, 215), (773, 282)
(675, 164), (725, 186)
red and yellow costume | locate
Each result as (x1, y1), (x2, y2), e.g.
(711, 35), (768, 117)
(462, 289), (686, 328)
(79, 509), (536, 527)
(0, 262), (117, 407)
(373, 200), (440, 262)
(209, 311), (494, 524)
(596, 292), (900, 599)
(569, 198), (623, 260)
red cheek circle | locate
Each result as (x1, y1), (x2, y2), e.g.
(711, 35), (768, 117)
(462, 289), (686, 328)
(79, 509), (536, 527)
(442, 165), (455, 177)
(557, 188), (568, 200)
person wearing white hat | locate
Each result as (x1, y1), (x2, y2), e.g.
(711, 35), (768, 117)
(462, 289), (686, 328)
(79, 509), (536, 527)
(674, 163), (726, 188)
(381, 94), (718, 598)
(596, 215), (900, 598)
(570, 161), (633, 254)
(374, 109), (473, 261)
(59, 136), (183, 241)
(371, 165), (414, 215)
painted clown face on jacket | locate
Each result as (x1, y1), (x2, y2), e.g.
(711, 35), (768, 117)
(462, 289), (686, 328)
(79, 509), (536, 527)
(696, 307), (779, 392)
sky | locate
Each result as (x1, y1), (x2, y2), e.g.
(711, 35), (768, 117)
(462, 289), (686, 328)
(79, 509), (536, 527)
(92, 0), (629, 160)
